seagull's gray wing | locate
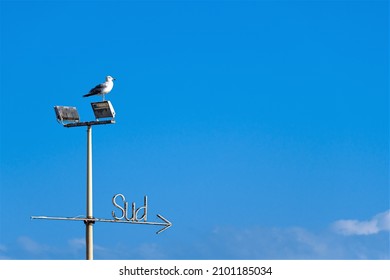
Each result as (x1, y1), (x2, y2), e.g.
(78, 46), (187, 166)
(83, 83), (107, 97)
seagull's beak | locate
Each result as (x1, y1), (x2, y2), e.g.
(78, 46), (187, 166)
(113, 77), (116, 80)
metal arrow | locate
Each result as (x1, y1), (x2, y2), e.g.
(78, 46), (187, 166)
(155, 214), (172, 234)
(31, 214), (172, 234)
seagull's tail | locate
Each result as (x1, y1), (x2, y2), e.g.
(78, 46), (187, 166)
(83, 92), (96, 98)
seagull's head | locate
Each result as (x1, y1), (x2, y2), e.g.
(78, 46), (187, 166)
(106, 75), (116, 82)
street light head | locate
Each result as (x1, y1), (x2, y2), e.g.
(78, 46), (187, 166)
(91, 101), (116, 120)
(54, 106), (80, 124)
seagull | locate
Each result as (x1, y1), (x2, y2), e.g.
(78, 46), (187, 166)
(83, 76), (116, 101)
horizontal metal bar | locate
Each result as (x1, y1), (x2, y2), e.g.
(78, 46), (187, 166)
(31, 215), (169, 227)
(64, 119), (115, 128)
(31, 216), (86, 221)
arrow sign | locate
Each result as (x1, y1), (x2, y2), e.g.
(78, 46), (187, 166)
(31, 214), (172, 234)
(155, 214), (172, 234)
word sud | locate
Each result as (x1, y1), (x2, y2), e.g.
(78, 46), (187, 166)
(111, 194), (148, 222)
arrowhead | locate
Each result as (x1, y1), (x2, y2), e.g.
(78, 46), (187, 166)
(156, 214), (172, 234)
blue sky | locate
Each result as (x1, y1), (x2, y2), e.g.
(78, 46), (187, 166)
(0, 0), (389, 259)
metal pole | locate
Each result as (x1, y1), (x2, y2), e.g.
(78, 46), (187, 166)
(86, 125), (93, 260)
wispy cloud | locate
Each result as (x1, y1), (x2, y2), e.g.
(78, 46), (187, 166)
(0, 244), (9, 260)
(16, 236), (113, 259)
(134, 242), (167, 259)
(17, 236), (50, 255)
(0, 244), (7, 253)
(68, 238), (85, 249)
(68, 237), (129, 259)
(207, 226), (335, 259)
(204, 222), (389, 259)
(8, 211), (390, 259)
(67, 238), (85, 257)
(332, 210), (390, 236)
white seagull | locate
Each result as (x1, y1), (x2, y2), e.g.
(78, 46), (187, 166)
(83, 76), (116, 101)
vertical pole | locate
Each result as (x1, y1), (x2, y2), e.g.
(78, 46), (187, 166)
(86, 125), (93, 260)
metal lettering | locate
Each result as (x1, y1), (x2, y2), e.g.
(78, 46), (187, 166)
(112, 194), (126, 220)
(135, 196), (148, 222)
(112, 194), (148, 222)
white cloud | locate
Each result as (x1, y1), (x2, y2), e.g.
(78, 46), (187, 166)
(204, 221), (389, 259)
(135, 243), (167, 259)
(68, 238), (84, 249)
(68, 237), (117, 259)
(207, 226), (336, 259)
(17, 236), (50, 255)
(288, 227), (329, 255)
(17, 236), (114, 259)
(332, 210), (390, 236)
(0, 244), (7, 253)
(0, 244), (9, 260)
